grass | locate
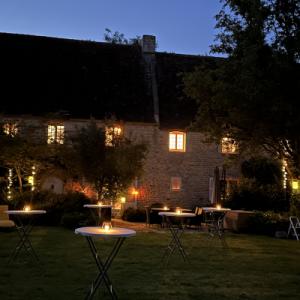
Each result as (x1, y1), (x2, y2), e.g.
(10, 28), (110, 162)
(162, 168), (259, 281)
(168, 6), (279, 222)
(0, 226), (300, 300)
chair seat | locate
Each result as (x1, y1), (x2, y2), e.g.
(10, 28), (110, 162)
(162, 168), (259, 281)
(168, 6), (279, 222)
(0, 220), (15, 228)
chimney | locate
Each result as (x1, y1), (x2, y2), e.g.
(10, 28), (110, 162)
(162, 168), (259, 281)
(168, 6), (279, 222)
(140, 35), (156, 53)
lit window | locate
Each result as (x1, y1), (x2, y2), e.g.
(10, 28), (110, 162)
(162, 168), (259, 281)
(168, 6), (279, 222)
(171, 177), (182, 191)
(169, 131), (186, 152)
(105, 126), (122, 146)
(47, 124), (64, 144)
(3, 123), (18, 136)
(221, 137), (238, 154)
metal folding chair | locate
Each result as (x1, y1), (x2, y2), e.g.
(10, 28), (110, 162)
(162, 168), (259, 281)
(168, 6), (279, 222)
(287, 216), (300, 241)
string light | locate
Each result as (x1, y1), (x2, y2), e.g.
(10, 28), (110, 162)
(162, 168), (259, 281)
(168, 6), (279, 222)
(31, 165), (36, 191)
(7, 168), (13, 200)
(282, 159), (288, 189)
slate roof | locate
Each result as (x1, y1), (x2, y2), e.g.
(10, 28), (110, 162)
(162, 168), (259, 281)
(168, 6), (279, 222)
(0, 32), (221, 128)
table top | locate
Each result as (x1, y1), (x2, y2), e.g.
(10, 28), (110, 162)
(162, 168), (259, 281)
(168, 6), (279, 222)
(84, 204), (112, 208)
(6, 210), (46, 215)
(202, 207), (231, 212)
(75, 226), (136, 238)
(151, 208), (170, 211)
(158, 212), (196, 218)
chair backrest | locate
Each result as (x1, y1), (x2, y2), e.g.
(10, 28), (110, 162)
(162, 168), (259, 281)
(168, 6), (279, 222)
(0, 205), (9, 221)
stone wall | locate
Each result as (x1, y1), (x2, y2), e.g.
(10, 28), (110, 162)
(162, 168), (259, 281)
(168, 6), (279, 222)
(124, 123), (240, 208)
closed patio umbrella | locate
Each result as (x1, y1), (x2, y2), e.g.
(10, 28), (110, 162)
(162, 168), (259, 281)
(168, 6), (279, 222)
(212, 166), (221, 205)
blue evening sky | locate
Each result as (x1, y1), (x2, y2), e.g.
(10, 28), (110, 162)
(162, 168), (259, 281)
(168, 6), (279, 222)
(0, 0), (222, 55)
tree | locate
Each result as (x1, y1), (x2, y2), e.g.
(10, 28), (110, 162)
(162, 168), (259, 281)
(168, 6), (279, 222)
(184, 0), (300, 176)
(103, 28), (141, 45)
(59, 121), (147, 201)
(0, 122), (54, 197)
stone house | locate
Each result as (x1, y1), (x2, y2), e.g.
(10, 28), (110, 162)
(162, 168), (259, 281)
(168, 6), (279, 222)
(0, 32), (240, 207)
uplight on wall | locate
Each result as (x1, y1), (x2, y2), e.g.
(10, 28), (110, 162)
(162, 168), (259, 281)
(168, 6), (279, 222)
(292, 180), (299, 190)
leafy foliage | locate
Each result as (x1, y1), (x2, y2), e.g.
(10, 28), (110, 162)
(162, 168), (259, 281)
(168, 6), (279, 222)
(104, 28), (141, 45)
(59, 121), (147, 200)
(0, 121), (56, 195)
(184, 0), (300, 175)
(241, 157), (282, 185)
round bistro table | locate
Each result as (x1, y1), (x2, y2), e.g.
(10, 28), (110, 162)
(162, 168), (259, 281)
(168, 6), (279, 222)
(158, 212), (195, 264)
(75, 226), (136, 300)
(6, 210), (46, 263)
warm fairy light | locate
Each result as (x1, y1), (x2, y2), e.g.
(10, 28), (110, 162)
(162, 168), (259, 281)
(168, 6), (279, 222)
(176, 208), (182, 214)
(292, 180), (299, 190)
(216, 204), (221, 210)
(282, 159), (288, 189)
(132, 190), (139, 196)
(7, 168), (13, 200)
(120, 197), (126, 203)
(24, 205), (31, 212)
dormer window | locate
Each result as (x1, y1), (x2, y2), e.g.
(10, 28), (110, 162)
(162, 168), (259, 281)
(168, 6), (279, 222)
(3, 122), (18, 137)
(47, 124), (64, 144)
(169, 131), (186, 152)
(221, 137), (238, 154)
(105, 126), (122, 146)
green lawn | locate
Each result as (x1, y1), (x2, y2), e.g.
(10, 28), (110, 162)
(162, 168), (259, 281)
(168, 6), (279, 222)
(0, 227), (300, 300)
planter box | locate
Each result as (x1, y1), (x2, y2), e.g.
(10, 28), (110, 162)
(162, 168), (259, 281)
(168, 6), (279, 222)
(224, 210), (254, 232)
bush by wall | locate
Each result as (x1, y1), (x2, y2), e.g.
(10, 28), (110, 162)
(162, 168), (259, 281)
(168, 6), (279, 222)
(122, 207), (146, 222)
(247, 211), (289, 236)
(7, 191), (93, 227)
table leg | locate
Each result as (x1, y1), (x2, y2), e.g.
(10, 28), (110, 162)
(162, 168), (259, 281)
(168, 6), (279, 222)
(85, 236), (125, 300)
(8, 216), (39, 264)
(162, 221), (188, 265)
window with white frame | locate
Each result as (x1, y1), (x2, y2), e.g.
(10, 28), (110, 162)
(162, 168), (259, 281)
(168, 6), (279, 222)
(171, 177), (182, 191)
(3, 122), (18, 137)
(47, 124), (64, 144)
(169, 131), (186, 152)
(221, 137), (238, 154)
(105, 126), (122, 146)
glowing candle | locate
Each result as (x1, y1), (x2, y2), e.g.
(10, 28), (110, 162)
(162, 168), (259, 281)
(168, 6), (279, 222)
(163, 206), (168, 210)
(216, 204), (221, 210)
(176, 208), (182, 214)
(102, 222), (112, 232)
(24, 205), (31, 212)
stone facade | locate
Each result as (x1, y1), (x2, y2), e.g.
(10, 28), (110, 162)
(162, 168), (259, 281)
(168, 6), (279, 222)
(124, 123), (240, 207)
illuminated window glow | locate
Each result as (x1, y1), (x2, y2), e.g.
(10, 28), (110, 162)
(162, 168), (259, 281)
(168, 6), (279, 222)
(171, 177), (182, 191)
(105, 126), (122, 146)
(47, 124), (64, 144)
(169, 131), (186, 152)
(3, 123), (18, 136)
(221, 137), (238, 154)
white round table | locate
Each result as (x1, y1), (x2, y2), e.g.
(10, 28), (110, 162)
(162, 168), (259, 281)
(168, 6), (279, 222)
(75, 226), (136, 299)
(159, 212), (195, 264)
(6, 210), (46, 263)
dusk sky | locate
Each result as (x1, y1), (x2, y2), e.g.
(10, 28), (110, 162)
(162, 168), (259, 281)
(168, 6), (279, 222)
(0, 0), (222, 55)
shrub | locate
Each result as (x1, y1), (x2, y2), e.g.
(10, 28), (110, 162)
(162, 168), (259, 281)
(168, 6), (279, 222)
(247, 211), (289, 236)
(122, 207), (146, 222)
(224, 183), (289, 212)
(8, 190), (92, 226)
(290, 194), (300, 217)
(61, 212), (90, 229)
